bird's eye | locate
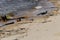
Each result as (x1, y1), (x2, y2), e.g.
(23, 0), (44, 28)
(37, 11), (47, 16)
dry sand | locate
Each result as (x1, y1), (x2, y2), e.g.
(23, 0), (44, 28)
(1, 14), (60, 40)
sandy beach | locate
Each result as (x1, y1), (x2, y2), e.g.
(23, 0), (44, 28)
(0, 0), (60, 40)
(0, 14), (60, 40)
